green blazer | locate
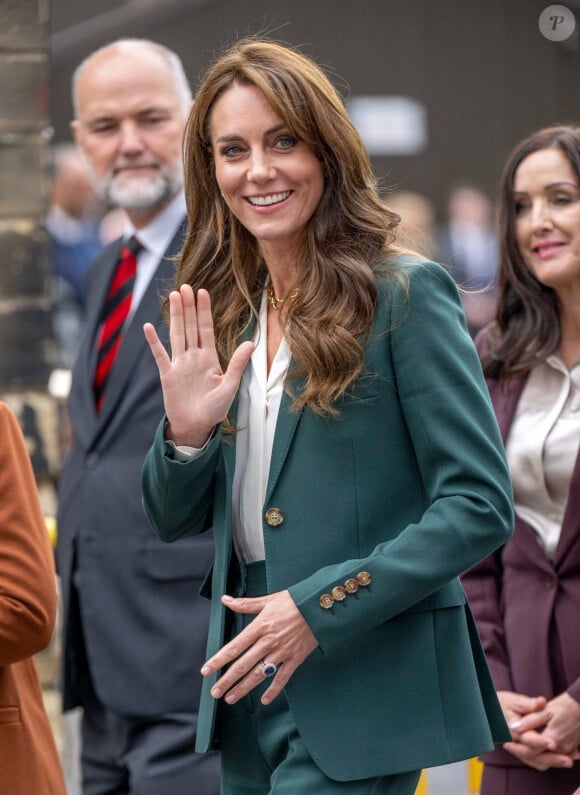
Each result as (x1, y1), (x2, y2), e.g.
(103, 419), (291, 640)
(142, 257), (513, 782)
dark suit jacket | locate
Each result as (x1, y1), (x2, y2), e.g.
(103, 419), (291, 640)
(0, 403), (66, 795)
(462, 352), (580, 768)
(56, 217), (214, 716)
(143, 257), (514, 781)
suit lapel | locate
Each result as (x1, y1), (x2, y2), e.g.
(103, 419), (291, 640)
(228, 307), (305, 505)
(68, 239), (124, 448)
(220, 312), (255, 500)
(265, 366), (305, 504)
(555, 445), (580, 565)
(489, 370), (580, 567)
(486, 372), (528, 444)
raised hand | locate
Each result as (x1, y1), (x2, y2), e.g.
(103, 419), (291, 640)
(143, 285), (254, 448)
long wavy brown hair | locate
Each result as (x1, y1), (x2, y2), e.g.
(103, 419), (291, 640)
(174, 38), (404, 415)
(481, 125), (580, 380)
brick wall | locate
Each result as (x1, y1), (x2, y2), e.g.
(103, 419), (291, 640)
(0, 0), (60, 514)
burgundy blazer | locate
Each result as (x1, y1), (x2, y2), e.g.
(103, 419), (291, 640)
(462, 360), (580, 767)
(0, 403), (66, 794)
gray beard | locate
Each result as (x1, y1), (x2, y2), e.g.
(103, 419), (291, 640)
(107, 172), (173, 210)
(89, 162), (183, 213)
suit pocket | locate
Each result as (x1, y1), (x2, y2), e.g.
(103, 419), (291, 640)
(142, 534), (214, 581)
(402, 578), (467, 615)
(336, 373), (383, 405)
(0, 706), (21, 725)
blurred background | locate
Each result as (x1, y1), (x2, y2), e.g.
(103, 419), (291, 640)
(50, 0), (579, 211)
(1, 0), (579, 792)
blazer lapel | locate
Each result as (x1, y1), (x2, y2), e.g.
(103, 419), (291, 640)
(69, 239), (124, 447)
(265, 366), (305, 504)
(486, 372), (528, 444)
(220, 311), (255, 500)
(489, 370), (579, 568)
(554, 445), (580, 565)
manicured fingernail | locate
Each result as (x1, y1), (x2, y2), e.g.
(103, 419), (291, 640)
(509, 720), (522, 730)
(211, 687), (221, 698)
(261, 695), (271, 705)
(201, 665), (210, 675)
(222, 595), (234, 602)
(225, 693), (237, 704)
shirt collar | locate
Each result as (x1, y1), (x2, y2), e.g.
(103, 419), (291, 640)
(123, 191), (186, 258)
(545, 353), (580, 375)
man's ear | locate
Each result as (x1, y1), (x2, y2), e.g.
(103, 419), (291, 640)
(70, 119), (80, 145)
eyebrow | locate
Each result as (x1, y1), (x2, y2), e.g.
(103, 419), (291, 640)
(215, 123), (286, 144)
(513, 180), (578, 194)
(87, 106), (168, 125)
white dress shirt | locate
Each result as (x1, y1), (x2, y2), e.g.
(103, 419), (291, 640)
(172, 290), (290, 563)
(124, 190), (186, 320)
(506, 354), (580, 558)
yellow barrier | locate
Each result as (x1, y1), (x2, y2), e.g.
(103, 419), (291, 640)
(468, 758), (483, 792)
(413, 760), (483, 795)
(45, 516), (57, 549)
(414, 770), (428, 795)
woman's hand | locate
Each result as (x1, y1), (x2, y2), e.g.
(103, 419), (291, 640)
(499, 690), (578, 770)
(143, 285), (254, 447)
(509, 691), (580, 764)
(200, 590), (319, 705)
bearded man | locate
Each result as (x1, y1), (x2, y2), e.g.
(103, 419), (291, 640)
(56, 39), (220, 795)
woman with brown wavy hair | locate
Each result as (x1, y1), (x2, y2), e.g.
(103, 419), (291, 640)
(142, 38), (514, 793)
(463, 125), (580, 795)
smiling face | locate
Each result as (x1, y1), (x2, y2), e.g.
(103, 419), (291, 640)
(71, 44), (188, 226)
(208, 82), (325, 267)
(513, 147), (580, 298)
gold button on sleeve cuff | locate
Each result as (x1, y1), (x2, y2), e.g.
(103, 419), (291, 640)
(318, 571), (373, 609)
(319, 593), (334, 609)
(331, 585), (347, 601)
(356, 571), (372, 587)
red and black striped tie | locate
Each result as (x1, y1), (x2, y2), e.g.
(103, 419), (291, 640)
(93, 236), (141, 412)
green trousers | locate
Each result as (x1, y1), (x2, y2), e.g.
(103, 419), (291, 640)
(219, 562), (421, 795)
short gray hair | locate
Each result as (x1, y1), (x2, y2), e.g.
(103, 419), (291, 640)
(72, 38), (192, 118)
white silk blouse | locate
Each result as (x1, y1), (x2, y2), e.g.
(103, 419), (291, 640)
(172, 290), (290, 563)
(505, 354), (580, 559)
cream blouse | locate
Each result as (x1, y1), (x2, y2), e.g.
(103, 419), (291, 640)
(171, 290), (290, 563)
(506, 355), (580, 559)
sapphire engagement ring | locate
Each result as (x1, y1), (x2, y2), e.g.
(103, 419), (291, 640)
(261, 660), (278, 677)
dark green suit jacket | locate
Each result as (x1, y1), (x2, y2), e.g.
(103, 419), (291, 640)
(142, 257), (513, 781)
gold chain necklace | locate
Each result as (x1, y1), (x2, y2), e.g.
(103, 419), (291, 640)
(267, 284), (299, 310)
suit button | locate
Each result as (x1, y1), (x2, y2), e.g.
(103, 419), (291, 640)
(356, 571), (372, 587)
(331, 586), (347, 601)
(265, 508), (284, 527)
(544, 574), (557, 589)
(319, 593), (334, 609)
(86, 453), (99, 468)
(344, 578), (359, 594)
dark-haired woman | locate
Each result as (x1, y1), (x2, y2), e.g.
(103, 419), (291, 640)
(141, 38), (514, 794)
(463, 125), (580, 795)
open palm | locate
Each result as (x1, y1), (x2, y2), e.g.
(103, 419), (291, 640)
(143, 285), (254, 448)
